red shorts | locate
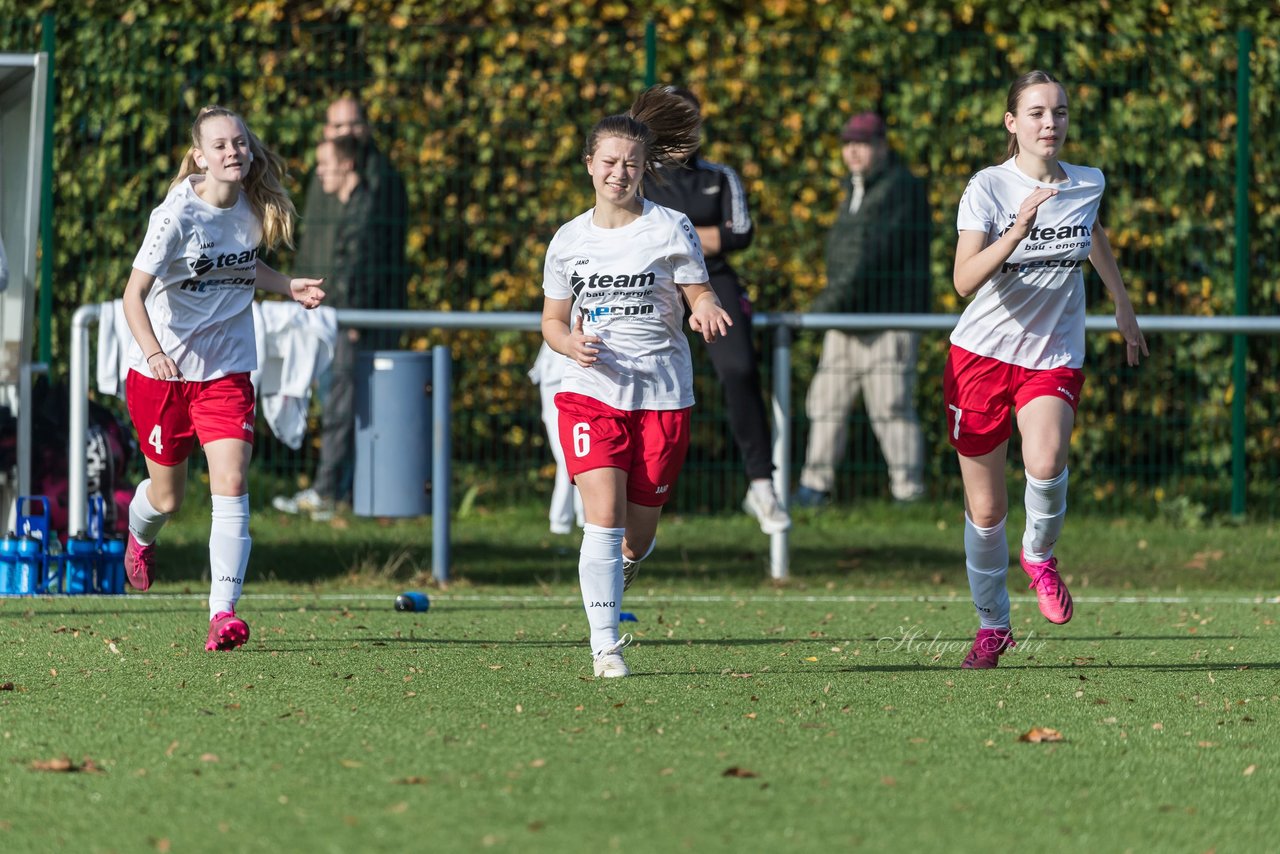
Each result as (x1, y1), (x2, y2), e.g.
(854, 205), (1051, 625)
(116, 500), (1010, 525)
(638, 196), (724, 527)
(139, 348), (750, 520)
(943, 346), (1084, 457)
(554, 392), (691, 507)
(126, 370), (256, 465)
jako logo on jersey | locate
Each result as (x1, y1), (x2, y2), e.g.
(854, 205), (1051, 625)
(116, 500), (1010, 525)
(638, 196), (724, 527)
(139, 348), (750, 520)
(242, 422), (254, 432)
(570, 270), (656, 297)
(1056, 386), (1075, 402)
(588, 601), (617, 608)
(654, 485), (668, 494)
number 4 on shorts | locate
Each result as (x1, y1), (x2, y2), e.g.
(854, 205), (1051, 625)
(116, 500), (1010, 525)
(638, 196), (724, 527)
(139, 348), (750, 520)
(149, 424), (164, 455)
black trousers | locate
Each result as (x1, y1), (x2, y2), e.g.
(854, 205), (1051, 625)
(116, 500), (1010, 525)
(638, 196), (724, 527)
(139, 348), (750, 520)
(702, 274), (774, 482)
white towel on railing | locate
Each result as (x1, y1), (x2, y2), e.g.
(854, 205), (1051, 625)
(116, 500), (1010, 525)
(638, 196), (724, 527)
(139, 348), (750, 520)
(96, 299), (337, 449)
(252, 302), (338, 449)
(95, 299), (135, 398)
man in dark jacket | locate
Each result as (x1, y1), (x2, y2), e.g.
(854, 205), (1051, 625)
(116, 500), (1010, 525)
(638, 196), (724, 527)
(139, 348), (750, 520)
(644, 87), (790, 535)
(794, 111), (930, 507)
(273, 98), (410, 519)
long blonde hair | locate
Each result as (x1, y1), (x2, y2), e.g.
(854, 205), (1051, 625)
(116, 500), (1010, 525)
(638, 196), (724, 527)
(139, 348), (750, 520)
(170, 105), (298, 250)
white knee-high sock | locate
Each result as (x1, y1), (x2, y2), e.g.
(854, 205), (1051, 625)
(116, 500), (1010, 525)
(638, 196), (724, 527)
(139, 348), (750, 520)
(1023, 468), (1069, 563)
(128, 479), (169, 545)
(965, 515), (1010, 629)
(208, 494), (251, 618)
(579, 523), (624, 655)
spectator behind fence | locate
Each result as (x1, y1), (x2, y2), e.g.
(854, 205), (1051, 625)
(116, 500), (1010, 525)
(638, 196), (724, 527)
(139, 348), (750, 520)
(793, 111), (930, 508)
(120, 105), (325, 650)
(642, 86), (791, 536)
(541, 86), (730, 678)
(274, 97), (410, 520)
(947, 70), (1148, 669)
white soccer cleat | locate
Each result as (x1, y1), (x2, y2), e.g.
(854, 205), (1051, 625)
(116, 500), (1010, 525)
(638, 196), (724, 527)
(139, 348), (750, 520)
(592, 634), (633, 678)
(743, 481), (791, 535)
(621, 539), (654, 592)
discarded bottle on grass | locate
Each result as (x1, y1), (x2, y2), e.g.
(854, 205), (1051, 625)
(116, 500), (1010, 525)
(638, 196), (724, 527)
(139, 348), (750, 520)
(395, 592), (430, 612)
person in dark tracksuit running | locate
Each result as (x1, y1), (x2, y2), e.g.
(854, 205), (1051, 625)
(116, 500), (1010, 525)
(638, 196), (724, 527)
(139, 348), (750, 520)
(642, 87), (791, 536)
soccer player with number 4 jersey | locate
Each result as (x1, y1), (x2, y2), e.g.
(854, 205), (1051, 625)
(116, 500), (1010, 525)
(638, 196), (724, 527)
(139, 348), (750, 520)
(542, 86), (732, 678)
(121, 106), (325, 651)
(948, 71), (1148, 669)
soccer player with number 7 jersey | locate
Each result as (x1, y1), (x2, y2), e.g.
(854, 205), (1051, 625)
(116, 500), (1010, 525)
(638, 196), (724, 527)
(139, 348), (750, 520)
(121, 106), (325, 651)
(947, 71), (1148, 669)
(541, 86), (732, 678)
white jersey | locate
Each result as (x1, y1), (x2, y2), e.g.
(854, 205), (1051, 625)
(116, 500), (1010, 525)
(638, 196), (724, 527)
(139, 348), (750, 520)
(129, 175), (262, 381)
(542, 200), (709, 411)
(951, 158), (1104, 370)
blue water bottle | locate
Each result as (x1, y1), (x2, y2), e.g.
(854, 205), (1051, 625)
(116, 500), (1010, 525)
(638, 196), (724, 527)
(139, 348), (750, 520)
(14, 536), (43, 596)
(100, 535), (126, 594)
(0, 532), (16, 595)
(65, 535), (99, 595)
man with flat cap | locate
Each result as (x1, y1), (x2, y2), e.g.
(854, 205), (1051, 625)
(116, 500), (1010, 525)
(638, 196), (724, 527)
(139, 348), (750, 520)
(794, 111), (932, 508)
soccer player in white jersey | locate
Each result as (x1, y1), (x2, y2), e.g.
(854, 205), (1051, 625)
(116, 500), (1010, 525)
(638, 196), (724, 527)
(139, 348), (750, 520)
(542, 86), (733, 678)
(948, 71), (1148, 668)
(121, 106), (325, 651)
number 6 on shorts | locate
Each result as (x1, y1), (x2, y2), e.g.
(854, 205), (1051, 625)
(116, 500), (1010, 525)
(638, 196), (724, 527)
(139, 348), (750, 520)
(572, 422), (590, 457)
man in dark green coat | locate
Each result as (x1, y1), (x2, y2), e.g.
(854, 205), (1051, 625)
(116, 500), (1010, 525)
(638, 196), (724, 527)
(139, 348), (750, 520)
(794, 111), (931, 507)
(273, 98), (409, 519)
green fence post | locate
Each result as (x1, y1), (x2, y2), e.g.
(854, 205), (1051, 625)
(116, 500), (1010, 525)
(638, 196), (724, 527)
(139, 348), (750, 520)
(644, 19), (656, 87)
(1231, 29), (1251, 518)
(39, 12), (55, 366)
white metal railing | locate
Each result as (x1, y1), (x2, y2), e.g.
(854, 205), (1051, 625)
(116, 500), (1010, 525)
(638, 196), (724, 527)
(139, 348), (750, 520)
(68, 307), (1280, 581)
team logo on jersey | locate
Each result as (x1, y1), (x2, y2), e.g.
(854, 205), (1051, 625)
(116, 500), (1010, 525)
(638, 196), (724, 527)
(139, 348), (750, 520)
(191, 247), (259, 277)
(570, 269), (657, 298)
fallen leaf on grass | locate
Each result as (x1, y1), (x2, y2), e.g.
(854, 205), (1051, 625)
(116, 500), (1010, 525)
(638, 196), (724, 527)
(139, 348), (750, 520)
(165, 741), (179, 757)
(722, 766), (759, 778)
(340, 759), (363, 768)
(395, 776), (429, 785)
(1244, 765), (1257, 776)
(200, 753), (219, 763)
(1018, 727), (1064, 743)
(29, 756), (104, 773)
(0, 682), (14, 691)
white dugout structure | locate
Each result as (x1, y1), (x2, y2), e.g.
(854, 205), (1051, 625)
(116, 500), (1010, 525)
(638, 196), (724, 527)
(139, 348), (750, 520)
(0, 53), (49, 530)
(66, 308), (1280, 582)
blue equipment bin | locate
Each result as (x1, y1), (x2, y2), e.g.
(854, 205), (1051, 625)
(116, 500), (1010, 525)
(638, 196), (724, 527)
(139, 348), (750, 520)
(354, 350), (432, 517)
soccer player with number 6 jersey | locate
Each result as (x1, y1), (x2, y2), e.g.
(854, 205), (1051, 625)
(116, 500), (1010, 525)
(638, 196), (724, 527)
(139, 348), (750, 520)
(947, 71), (1148, 669)
(121, 106), (325, 651)
(542, 86), (732, 678)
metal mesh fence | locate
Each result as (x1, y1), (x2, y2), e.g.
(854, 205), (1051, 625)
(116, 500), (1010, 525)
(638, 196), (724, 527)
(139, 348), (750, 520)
(4, 17), (1278, 520)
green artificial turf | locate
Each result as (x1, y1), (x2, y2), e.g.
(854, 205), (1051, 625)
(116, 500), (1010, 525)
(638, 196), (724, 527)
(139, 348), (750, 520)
(2, 503), (1277, 852)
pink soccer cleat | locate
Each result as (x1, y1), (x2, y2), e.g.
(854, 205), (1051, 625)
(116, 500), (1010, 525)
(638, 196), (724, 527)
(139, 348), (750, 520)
(961, 628), (1016, 669)
(206, 611), (250, 651)
(1020, 550), (1074, 624)
(124, 532), (156, 591)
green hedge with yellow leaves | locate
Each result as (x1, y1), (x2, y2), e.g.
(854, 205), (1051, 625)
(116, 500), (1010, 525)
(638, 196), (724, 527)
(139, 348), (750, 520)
(3, 2), (1278, 514)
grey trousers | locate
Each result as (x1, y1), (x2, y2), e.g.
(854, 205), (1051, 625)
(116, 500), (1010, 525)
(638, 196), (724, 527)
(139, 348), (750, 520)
(799, 329), (925, 501)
